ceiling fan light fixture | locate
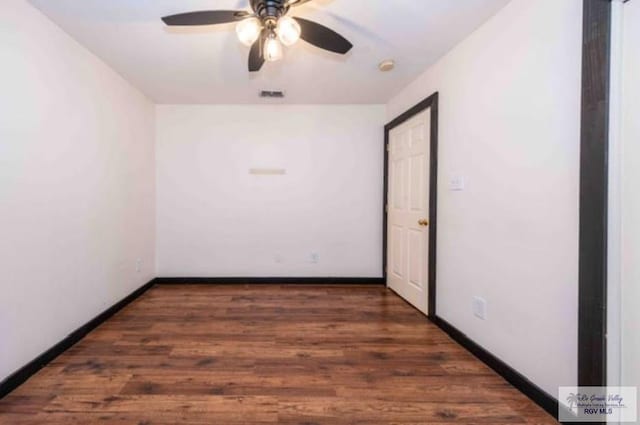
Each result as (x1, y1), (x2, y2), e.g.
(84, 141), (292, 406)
(162, 1), (354, 72)
(276, 16), (301, 46)
(264, 32), (284, 62)
(236, 17), (262, 46)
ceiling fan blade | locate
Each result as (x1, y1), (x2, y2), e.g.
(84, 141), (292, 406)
(162, 10), (250, 26)
(287, 0), (313, 6)
(248, 34), (265, 72)
(293, 17), (353, 54)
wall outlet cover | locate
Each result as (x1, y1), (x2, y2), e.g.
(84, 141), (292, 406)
(472, 296), (487, 320)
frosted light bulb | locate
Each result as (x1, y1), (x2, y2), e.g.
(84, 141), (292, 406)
(277, 16), (301, 46)
(236, 18), (262, 46)
(264, 34), (283, 62)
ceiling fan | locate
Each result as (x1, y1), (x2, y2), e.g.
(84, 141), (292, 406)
(161, 0), (353, 72)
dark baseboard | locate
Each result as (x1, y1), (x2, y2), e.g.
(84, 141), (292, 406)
(0, 279), (156, 400)
(155, 277), (385, 285)
(430, 316), (560, 420)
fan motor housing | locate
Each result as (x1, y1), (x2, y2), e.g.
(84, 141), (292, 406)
(250, 0), (289, 20)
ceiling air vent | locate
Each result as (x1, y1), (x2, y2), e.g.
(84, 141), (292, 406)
(260, 90), (285, 99)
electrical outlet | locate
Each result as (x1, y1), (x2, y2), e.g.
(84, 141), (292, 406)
(472, 296), (487, 320)
(135, 259), (143, 273)
(310, 253), (320, 264)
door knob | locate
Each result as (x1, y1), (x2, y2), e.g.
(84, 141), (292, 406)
(418, 219), (429, 227)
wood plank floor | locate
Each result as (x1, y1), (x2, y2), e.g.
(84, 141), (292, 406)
(0, 284), (558, 424)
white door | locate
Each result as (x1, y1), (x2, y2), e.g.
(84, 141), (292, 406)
(387, 109), (431, 315)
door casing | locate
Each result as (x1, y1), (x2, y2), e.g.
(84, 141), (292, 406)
(383, 92), (439, 317)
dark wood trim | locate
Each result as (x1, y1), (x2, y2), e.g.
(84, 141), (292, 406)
(427, 96), (439, 317)
(382, 130), (390, 279)
(384, 93), (439, 131)
(383, 92), (439, 317)
(0, 279), (157, 399)
(154, 277), (385, 285)
(579, 0), (611, 389)
(431, 316), (563, 420)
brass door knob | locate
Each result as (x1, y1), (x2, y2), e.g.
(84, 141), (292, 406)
(418, 219), (429, 227)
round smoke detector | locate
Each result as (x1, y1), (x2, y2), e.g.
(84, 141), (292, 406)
(379, 60), (395, 72)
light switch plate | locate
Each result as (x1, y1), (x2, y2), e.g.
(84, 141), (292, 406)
(450, 175), (465, 191)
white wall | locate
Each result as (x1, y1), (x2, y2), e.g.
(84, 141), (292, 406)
(386, 0), (582, 397)
(608, 0), (625, 401)
(621, 0), (640, 401)
(156, 105), (385, 277)
(0, 0), (156, 381)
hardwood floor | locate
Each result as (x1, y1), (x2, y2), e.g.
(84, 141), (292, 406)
(0, 284), (558, 424)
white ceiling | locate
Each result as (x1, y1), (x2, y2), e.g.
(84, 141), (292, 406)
(28, 0), (510, 104)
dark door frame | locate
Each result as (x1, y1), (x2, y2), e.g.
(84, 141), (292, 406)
(578, 0), (611, 390)
(382, 92), (439, 317)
